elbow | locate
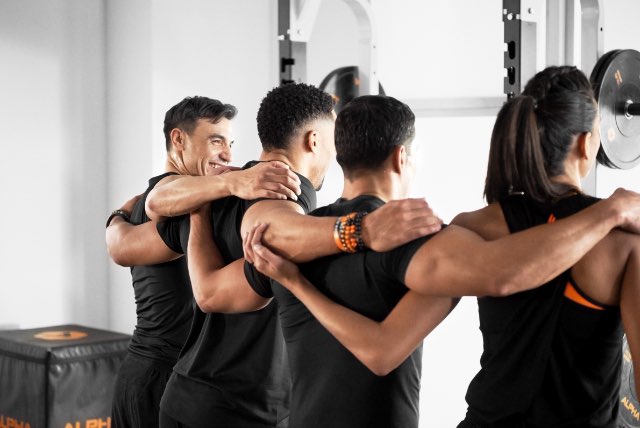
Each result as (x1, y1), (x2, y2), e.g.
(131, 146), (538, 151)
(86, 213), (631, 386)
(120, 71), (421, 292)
(106, 235), (132, 267)
(109, 251), (132, 267)
(361, 352), (398, 377)
(369, 364), (394, 377)
(145, 195), (161, 220)
(262, 229), (306, 263)
(106, 243), (133, 267)
(196, 300), (214, 313)
(193, 289), (212, 313)
(192, 284), (218, 313)
(488, 273), (519, 297)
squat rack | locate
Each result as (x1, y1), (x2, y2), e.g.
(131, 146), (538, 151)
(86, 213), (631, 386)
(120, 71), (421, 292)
(277, 0), (605, 191)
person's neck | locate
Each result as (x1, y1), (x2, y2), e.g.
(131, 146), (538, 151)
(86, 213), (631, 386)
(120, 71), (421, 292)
(258, 150), (308, 177)
(165, 156), (187, 175)
(341, 171), (399, 202)
(551, 165), (583, 193)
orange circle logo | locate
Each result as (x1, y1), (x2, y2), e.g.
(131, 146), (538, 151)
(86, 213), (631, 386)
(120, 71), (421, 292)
(34, 330), (88, 340)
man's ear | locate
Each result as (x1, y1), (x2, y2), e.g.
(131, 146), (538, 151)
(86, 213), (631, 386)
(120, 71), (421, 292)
(170, 128), (185, 152)
(305, 130), (318, 153)
(391, 145), (406, 173)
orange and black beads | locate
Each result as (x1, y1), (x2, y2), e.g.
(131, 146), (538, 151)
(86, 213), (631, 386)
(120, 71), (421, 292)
(333, 212), (368, 253)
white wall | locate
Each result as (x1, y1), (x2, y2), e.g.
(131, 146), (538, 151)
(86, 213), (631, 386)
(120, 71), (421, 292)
(0, 0), (108, 330)
(2, 0), (639, 427)
(105, 0), (154, 334)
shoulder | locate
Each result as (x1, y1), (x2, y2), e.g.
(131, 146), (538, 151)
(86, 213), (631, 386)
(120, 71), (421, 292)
(152, 172), (181, 187)
(296, 174), (317, 212)
(451, 203), (509, 241)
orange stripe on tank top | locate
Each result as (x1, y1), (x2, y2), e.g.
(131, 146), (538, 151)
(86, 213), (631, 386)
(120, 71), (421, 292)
(547, 212), (604, 310)
(563, 282), (605, 310)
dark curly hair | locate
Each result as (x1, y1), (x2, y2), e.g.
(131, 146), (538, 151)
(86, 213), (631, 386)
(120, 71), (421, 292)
(163, 96), (237, 151)
(257, 83), (334, 151)
(336, 95), (415, 174)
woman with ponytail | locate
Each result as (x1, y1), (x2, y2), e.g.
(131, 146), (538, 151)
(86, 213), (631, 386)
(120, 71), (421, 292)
(454, 65), (640, 427)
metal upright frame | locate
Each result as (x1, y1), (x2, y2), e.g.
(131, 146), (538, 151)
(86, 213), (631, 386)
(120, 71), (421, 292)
(277, 0), (606, 195)
(278, 0), (379, 94)
(505, 0), (603, 194)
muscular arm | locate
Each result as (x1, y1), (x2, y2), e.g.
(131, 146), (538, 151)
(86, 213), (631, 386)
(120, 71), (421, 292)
(275, 277), (455, 376)
(108, 162), (301, 266)
(620, 240), (640, 398)
(243, 188), (640, 377)
(240, 198), (443, 263)
(106, 218), (180, 266)
(105, 193), (180, 266)
(146, 162), (302, 221)
(187, 206), (270, 313)
(247, 224), (456, 376)
(405, 191), (639, 297)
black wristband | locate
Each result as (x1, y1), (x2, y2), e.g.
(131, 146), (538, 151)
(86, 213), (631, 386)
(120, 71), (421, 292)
(106, 209), (131, 228)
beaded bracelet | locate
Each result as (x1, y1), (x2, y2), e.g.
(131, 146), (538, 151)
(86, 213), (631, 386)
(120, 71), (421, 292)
(333, 211), (368, 253)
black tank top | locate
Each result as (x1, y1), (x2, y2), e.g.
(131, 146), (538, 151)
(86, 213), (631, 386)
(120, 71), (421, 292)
(128, 172), (194, 366)
(462, 194), (623, 428)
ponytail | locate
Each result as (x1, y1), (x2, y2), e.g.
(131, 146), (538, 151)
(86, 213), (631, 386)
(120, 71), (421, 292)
(484, 66), (596, 204)
(484, 96), (560, 203)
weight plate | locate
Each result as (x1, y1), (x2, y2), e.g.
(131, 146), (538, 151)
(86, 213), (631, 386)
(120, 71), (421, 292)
(590, 49), (640, 169)
(619, 336), (640, 427)
(318, 66), (385, 114)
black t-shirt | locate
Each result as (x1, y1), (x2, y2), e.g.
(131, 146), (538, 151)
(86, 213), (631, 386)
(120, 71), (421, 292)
(157, 161), (316, 428)
(463, 194), (623, 428)
(127, 172), (193, 366)
(245, 195), (432, 428)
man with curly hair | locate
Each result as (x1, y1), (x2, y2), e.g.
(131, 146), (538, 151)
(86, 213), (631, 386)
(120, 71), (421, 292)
(144, 84), (441, 428)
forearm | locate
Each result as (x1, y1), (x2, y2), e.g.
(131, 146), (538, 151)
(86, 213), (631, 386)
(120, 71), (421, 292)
(281, 274), (394, 374)
(417, 199), (622, 297)
(242, 197), (443, 263)
(281, 274), (453, 375)
(241, 201), (338, 262)
(262, 213), (337, 262)
(146, 176), (232, 221)
(486, 199), (622, 295)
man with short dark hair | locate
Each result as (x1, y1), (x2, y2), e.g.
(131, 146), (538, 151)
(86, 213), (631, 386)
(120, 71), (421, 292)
(105, 95), (301, 428)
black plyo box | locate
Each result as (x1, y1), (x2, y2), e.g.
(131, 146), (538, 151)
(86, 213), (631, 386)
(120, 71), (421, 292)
(0, 324), (130, 428)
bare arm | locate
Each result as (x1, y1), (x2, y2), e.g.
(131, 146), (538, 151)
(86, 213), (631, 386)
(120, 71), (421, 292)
(187, 205), (270, 313)
(106, 219), (181, 266)
(146, 161), (302, 221)
(105, 194), (180, 266)
(246, 224), (456, 376)
(241, 198), (443, 263)
(406, 189), (640, 297)
(620, 241), (640, 398)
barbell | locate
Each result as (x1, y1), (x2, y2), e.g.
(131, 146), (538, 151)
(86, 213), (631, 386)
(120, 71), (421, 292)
(591, 49), (640, 170)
